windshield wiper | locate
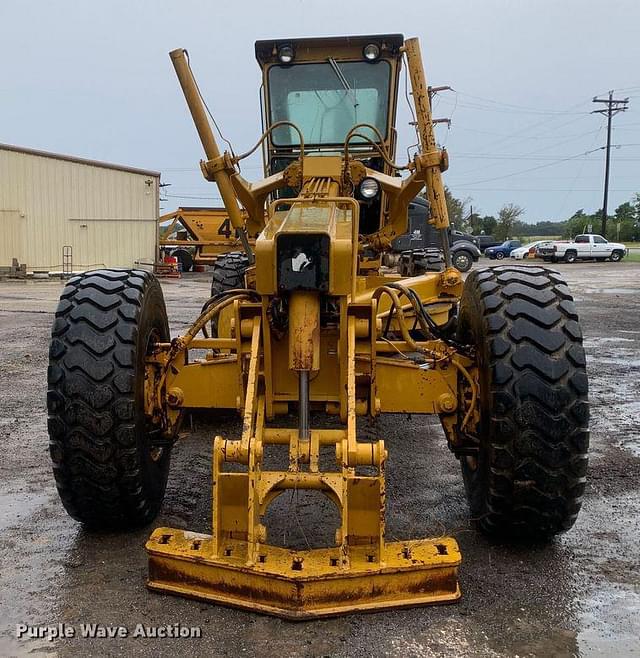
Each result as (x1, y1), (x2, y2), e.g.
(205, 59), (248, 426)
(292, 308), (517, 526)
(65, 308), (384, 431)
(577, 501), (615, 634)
(327, 58), (358, 112)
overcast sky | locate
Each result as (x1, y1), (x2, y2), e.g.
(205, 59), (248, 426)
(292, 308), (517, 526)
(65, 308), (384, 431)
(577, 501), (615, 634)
(1, 0), (638, 223)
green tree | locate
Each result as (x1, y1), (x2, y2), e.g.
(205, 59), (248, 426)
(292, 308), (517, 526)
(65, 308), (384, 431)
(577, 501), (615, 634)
(495, 203), (525, 241)
(563, 209), (595, 238)
(611, 201), (637, 241)
(478, 215), (497, 236)
(530, 220), (566, 237)
(444, 186), (470, 231)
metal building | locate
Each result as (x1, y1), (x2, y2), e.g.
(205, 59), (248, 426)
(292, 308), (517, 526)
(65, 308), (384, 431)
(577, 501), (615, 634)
(0, 143), (160, 273)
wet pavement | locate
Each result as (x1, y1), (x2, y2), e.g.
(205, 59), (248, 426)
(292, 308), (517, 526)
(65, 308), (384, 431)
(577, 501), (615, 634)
(0, 261), (638, 657)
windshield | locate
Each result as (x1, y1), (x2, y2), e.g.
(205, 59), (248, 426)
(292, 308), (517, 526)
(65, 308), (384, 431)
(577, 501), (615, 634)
(268, 60), (391, 146)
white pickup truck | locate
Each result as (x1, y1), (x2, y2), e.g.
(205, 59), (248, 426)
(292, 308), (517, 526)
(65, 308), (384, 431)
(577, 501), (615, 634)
(538, 233), (627, 263)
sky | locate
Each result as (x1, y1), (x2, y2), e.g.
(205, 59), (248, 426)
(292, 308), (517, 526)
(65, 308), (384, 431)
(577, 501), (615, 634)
(1, 0), (639, 223)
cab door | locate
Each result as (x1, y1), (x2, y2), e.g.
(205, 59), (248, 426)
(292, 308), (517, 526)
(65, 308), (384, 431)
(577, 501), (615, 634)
(591, 235), (610, 257)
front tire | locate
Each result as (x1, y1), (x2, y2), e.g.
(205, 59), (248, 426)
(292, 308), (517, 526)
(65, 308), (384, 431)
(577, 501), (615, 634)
(48, 269), (172, 529)
(211, 252), (250, 297)
(457, 266), (589, 540)
(495, 252), (504, 260)
(452, 250), (474, 273)
(610, 250), (623, 262)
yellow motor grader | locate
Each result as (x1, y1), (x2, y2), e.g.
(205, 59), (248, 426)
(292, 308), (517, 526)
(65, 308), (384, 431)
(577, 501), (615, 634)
(47, 34), (589, 619)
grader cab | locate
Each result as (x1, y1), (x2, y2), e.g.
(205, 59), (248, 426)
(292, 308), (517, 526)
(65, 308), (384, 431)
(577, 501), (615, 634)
(47, 34), (589, 619)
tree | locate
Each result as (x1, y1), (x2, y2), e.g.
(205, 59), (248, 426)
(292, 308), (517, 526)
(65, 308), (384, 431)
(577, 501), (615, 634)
(611, 201), (637, 241)
(495, 203), (525, 241)
(478, 215), (497, 236)
(444, 186), (470, 231)
(563, 209), (595, 239)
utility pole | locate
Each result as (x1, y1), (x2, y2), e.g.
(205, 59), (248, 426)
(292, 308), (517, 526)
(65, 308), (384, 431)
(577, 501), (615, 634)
(592, 91), (629, 236)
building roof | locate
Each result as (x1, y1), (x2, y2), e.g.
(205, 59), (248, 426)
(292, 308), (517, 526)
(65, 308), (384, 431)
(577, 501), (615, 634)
(0, 142), (160, 178)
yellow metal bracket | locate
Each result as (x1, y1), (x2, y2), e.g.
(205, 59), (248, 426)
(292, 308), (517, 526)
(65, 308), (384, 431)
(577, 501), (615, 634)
(200, 152), (236, 181)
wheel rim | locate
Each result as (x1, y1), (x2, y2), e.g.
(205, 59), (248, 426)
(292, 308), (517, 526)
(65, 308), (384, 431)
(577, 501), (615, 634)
(455, 254), (470, 270)
(496, 252), (504, 260)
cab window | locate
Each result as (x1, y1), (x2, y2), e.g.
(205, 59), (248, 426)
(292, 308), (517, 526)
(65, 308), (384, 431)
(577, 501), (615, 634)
(268, 60), (391, 146)
(575, 235), (589, 243)
(593, 235), (607, 244)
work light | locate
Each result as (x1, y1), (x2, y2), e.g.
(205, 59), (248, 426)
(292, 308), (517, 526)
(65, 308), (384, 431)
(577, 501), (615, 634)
(359, 177), (380, 199)
(363, 43), (380, 61)
(278, 45), (295, 64)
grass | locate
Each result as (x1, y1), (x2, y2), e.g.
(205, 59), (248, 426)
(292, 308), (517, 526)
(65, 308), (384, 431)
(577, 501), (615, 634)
(623, 252), (640, 262)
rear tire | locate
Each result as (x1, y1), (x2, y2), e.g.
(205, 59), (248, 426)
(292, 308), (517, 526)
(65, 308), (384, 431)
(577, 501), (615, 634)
(457, 266), (589, 540)
(211, 252), (250, 297)
(399, 249), (443, 277)
(47, 269), (172, 529)
(564, 251), (577, 264)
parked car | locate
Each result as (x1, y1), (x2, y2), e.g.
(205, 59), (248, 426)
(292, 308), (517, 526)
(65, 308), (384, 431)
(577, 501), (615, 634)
(510, 240), (547, 260)
(473, 234), (500, 253)
(484, 239), (522, 260)
(534, 240), (558, 258)
(386, 197), (481, 272)
(537, 234), (627, 263)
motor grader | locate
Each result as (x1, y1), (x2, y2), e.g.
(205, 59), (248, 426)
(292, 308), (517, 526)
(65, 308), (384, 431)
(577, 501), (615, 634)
(47, 34), (589, 618)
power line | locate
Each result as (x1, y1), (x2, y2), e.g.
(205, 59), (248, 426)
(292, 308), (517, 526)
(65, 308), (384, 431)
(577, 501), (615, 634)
(452, 147), (605, 186)
(592, 91), (630, 234)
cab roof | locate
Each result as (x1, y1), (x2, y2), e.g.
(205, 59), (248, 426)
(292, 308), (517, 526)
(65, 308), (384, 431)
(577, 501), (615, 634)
(254, 34), (404, 65)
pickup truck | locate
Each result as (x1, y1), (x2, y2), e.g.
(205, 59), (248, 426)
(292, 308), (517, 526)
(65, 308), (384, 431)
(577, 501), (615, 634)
(538, 234), (627, 263)
(473, 234), (501, 253)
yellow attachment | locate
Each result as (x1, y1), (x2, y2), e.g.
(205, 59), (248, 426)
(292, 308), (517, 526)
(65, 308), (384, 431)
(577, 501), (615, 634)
(147, 532), (460, 619)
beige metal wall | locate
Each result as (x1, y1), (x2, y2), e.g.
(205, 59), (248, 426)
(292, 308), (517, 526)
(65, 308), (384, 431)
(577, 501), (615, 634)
(0, 145), (159, 272)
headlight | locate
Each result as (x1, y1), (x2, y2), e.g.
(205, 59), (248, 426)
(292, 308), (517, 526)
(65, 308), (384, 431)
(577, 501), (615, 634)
(359, 177), (380, 199)
(277, 45), (294, 64)
(363, 43), (380, 61)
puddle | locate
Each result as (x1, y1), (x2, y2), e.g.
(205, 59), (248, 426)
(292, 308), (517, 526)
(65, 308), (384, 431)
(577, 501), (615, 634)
(0, 490), (50, 533)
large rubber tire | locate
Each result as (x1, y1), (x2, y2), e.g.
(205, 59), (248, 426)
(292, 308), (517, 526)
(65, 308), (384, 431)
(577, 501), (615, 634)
(564, 250), (577, 264)
(412, 251), (444, 275)
(210, 252), (250, 297)
(457, 266), (589, 540)
(610, 250), (623, 262)
(47, 269), (172, 529)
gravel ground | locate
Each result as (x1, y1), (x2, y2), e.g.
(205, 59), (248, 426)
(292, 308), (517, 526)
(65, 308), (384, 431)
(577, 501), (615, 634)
(0, 261), (638, 657)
